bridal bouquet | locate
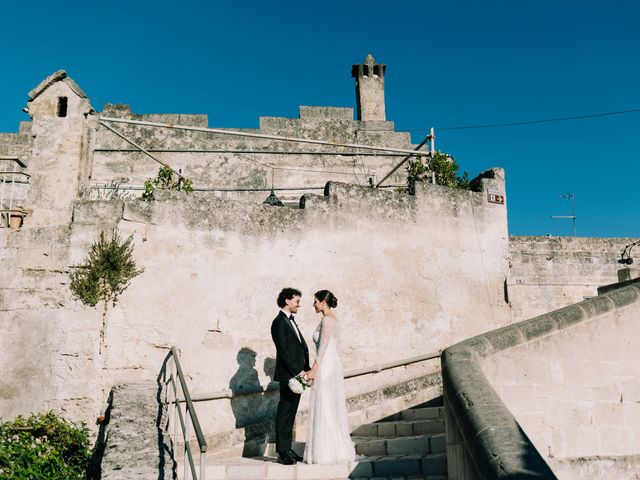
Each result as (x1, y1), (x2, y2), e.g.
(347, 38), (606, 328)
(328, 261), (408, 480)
(288, 374), (312, 394)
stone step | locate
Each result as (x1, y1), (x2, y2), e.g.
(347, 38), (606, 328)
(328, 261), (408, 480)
(352, 433), (446, 456)
(353, 453), (447, 479)
(261, 432), (446, 459)
(352, 419), (445, 438)
(400, 407), (444, 422)
(181, 452), (448, 479)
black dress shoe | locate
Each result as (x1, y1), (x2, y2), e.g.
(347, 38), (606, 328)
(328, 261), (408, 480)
(288, 450), (303, 462)
(277, 452), (296, 465)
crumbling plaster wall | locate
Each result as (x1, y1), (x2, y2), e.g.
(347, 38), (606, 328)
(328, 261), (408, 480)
(91, 175), (508, 439)
(0, 171), (510, 439)
(508, 236), (632, 322)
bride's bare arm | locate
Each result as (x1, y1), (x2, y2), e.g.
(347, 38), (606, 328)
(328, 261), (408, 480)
(307, 316), (337, 379)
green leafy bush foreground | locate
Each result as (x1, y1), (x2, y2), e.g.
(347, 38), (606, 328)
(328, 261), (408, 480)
(0, 412), (91, 479)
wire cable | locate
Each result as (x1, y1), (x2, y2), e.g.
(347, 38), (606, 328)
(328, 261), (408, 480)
(403, 108), (640, 132)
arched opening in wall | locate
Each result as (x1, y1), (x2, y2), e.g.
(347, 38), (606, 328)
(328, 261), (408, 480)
(362, 65), (370, 77)
(57, 97), (68, 117)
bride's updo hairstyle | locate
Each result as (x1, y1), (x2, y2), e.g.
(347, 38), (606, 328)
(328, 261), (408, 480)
(315, 290), (338, 309)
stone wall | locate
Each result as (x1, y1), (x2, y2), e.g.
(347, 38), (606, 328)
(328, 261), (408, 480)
(442, 281), (640, 480)
(91, 103), (413, 205)
(482, 283), (640, 478)
(507, 236), (634, 322)
(0, 168), (510, 443)
(97, 174), (508, 441)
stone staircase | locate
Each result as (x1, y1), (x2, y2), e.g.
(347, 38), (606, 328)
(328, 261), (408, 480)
(180, 399), (447, 480)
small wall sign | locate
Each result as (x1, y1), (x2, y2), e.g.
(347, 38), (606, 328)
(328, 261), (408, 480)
(488, 190), (505, 205)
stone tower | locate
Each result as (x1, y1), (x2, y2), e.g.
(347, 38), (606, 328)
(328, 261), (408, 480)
(23, 70), (94, 227)
(351, 54), (386, 122)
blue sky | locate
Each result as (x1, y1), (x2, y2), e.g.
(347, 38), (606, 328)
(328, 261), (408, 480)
(1, 1), (639, 237)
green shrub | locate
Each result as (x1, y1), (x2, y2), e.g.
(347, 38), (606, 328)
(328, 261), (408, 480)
(70, 231), (143, 308)
(406, 150), (470, 190)
(0, 412), (91, 480)
(141, 166), (193, 202)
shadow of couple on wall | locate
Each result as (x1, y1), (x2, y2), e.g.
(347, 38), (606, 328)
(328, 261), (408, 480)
(229, 348), (278, 457)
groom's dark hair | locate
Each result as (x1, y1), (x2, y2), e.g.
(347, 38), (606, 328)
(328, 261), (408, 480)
(277, 288), (301, 308)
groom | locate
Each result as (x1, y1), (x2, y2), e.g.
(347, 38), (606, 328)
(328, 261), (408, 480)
(271, 287), (310, 465)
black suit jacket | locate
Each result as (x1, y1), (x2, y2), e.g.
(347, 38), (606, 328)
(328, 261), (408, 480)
(271, 311), (310, 383)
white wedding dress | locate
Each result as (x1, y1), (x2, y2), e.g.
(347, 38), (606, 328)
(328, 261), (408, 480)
(303, 316), (356, 464)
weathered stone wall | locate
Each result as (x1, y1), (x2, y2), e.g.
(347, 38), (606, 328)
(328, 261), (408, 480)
(0, 223), (105, 422)
(0, 168), (510, 443)
(482, 284), (640, 478)
(91, 174), (509, 441)
(507, 236), (633, 321)
(91, 103), (412, 205)
(21, 71), (94, 227)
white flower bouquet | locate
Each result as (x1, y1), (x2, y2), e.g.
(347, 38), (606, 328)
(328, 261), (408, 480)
(288, 374), (312, 394)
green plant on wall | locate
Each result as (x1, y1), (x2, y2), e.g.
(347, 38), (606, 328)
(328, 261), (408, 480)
(70, 231), (143, 308)
(140, 166), (194, 201)
(0, 412), (91, 480)
(70, 231), (143, 353)
(406, 150), (470, 191)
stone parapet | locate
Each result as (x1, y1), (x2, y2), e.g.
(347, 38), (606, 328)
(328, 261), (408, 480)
(100, 383), (174, 479)
(442, 282), (640, 479)
(299, 106), (353, 119)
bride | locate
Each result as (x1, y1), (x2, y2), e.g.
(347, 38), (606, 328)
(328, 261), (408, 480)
(303, 290), (356, 464)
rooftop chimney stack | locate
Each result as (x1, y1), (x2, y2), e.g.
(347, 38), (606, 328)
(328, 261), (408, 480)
(351, 54), (386, 122)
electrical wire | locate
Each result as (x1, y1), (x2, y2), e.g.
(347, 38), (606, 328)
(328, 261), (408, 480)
(403, 108), (640, 132)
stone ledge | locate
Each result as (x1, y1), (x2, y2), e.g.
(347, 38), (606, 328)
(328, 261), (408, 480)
(441, 283), (640, 479)
(100, 383), (174, 479)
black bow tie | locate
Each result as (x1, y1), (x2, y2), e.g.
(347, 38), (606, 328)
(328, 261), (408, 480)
(289, 315), (295, 321)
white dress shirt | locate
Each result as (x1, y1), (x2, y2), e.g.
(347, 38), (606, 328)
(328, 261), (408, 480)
(281, 308), (302, 342)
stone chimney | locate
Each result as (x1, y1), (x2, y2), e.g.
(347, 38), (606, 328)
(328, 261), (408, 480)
(351, 54), (386, 121)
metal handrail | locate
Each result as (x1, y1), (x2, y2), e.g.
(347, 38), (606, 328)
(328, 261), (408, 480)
(186, 350), (441, 404)
(158, 347), (207, 480)
(0, 159), (30, 228)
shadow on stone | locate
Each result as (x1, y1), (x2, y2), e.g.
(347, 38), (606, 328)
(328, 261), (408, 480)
(230, 348), (272, 457)
(86, 390), (112, 480)
(156, 379), (176, 479)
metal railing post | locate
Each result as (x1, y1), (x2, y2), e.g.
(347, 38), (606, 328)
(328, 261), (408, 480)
(200, 450), (207, 480)
(183, 412), (191, 480)
(158, 348), (207, 480)
(8, 162), (16, 212)
(170, 363), (180, 439)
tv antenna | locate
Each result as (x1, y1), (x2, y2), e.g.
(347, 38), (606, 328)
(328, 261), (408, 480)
(552, 192), (576, 237)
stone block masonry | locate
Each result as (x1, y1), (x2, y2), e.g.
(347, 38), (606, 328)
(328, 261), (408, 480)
(508, 236), (636, 321)
(100, 383), (174, 479)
